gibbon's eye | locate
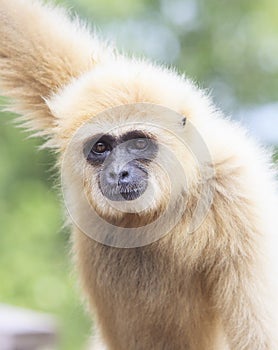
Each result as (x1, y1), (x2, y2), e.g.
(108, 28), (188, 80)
(93, 141), (110, 154)
(84, 135), (114, 165)
(120, 131), (158, 161)
(129, 138), (149, 151)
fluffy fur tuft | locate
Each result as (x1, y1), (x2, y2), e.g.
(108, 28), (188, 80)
(0, 1), (277, 350)
(0, 0), (110, 135)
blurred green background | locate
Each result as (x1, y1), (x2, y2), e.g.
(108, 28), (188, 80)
(0, 0), (277, 349)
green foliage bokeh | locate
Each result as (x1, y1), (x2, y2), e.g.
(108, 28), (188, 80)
(0, 0), (277, 349)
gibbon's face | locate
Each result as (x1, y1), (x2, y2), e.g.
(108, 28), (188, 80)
(59, 104), (198, 232)
(84, 129), (158, 202)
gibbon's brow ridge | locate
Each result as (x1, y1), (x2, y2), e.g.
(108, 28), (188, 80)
(120, 130), (157, 142)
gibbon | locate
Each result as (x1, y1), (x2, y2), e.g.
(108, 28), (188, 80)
(0, 1), (277, 349)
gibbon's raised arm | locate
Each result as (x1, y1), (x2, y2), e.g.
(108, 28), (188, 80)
(0, 1), (278, 350)
(0, 0), (109, 134)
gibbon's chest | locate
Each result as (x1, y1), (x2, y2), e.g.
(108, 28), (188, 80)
(90, 239), (198, 302)
(75, 230), (218, 349)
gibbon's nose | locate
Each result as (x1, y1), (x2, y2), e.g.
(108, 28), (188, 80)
(101, 162), (148, 201)
(106, 166), (134, 186)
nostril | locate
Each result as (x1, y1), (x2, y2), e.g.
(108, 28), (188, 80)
(109, 172), (116, 180)
(105, 170), (118, 185)
(120, 170), (129, 179)
(118, 170), (130, 185)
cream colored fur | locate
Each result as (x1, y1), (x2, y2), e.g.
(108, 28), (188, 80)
(0, 1), (278, 349)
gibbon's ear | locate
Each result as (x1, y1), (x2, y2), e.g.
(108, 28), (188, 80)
(0, 0), (109, 137)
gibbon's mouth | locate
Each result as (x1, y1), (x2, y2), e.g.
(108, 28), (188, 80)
(100, 183), (147, 202)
